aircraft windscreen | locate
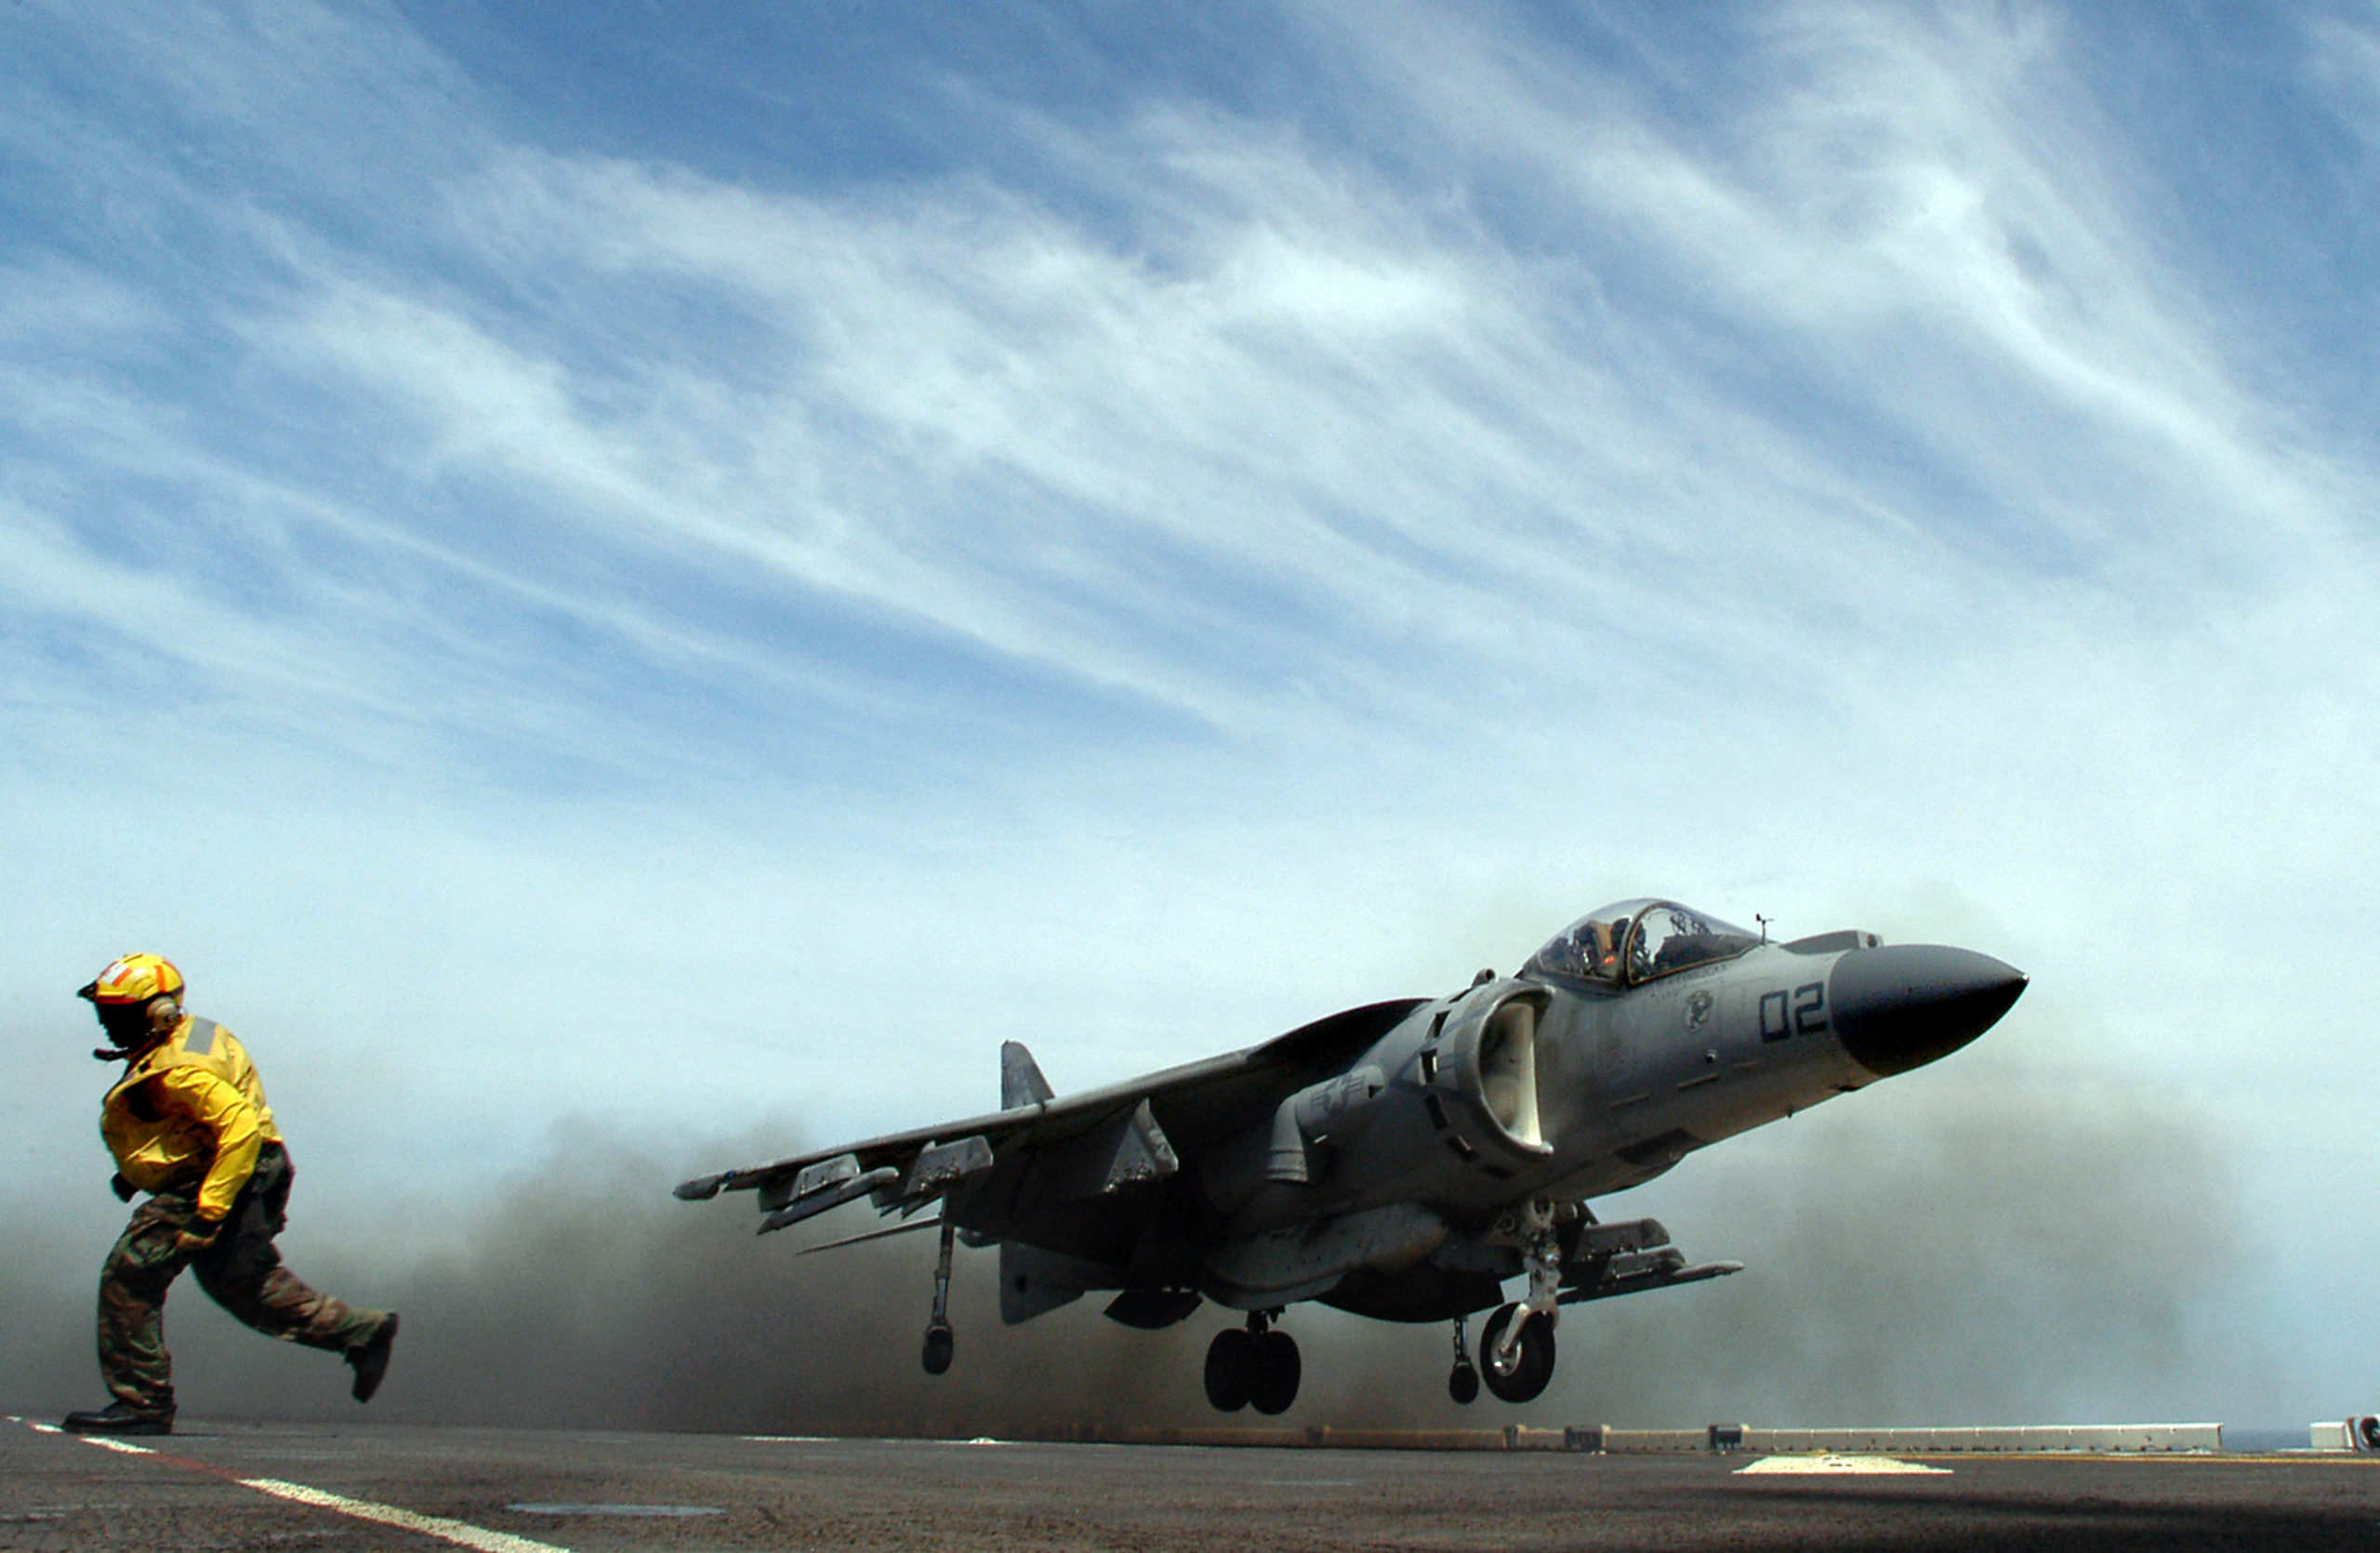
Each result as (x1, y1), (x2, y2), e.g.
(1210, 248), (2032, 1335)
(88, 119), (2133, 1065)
(1527, 900), (1760, 987)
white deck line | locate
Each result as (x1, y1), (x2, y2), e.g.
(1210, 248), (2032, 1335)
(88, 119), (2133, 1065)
(234, 1478), (576, 1553)
(73, 1434), (154, 1454)
(21, 1420), (575, 1553)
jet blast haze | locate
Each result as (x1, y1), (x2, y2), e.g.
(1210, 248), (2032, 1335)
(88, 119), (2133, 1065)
(680, 900), (2026, 1412)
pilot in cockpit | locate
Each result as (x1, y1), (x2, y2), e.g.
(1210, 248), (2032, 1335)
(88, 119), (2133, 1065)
(1585, 918), (1622, 979)
(1545, 915), (1625, 981)
(1530, 902), (1760, 989)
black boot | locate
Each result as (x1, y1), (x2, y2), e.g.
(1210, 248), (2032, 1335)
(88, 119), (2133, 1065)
(347, 1312), (398, 1402)
(61, 1401), (172, 1436)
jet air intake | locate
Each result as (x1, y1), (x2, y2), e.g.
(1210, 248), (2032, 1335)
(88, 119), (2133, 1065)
(1828, 944), (2027, 1077)
(1429, 979), (1554, 1171)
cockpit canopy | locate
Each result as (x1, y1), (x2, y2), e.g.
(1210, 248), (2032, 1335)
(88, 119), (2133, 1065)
(1525, 900), (1763, 988)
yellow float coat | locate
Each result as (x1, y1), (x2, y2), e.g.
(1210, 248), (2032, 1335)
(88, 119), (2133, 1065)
(100, 1015), (283, 1222)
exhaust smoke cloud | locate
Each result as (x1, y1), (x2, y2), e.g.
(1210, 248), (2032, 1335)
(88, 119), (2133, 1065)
(0, 1058), (2270, 1433)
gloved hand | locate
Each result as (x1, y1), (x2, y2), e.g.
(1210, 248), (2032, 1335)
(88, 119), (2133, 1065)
(111, 1174), (136, 1202)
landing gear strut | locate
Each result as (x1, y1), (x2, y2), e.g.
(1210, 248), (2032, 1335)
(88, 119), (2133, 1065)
(1479, 1200), (1561, 1403)
(1203, 1310), (1300, 1414)
(1448, 1314), (1480, 1405)
(920, 1215), (956, 1375)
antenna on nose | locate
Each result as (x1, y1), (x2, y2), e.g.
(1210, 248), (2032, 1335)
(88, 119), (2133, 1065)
(1754, 914), (1771, 943)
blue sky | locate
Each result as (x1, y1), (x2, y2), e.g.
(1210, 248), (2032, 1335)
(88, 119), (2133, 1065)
(5, 1), (2377, 1423)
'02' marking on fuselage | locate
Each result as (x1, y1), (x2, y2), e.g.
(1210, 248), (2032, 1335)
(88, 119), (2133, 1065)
(1758, 983), (1828, 1042)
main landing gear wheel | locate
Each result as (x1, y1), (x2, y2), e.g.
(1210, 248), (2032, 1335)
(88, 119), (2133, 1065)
(921, 1321), (955, 1376)
(1204, 1327), (1253, 1412)
(1205, 1315), (1301, 1414)
(1478, 1303), (1555, 1404)
(1248, 1330), (1301, 1416)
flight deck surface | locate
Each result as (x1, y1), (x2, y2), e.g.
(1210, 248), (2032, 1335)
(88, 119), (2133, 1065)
(6, 1415), (2377, 1552)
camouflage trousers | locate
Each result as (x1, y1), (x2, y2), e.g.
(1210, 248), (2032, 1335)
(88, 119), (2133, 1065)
(99, 1145), (384, 1415)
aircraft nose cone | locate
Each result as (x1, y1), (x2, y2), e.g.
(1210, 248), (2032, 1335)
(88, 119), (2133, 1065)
(1829, 945), (2026, 1078)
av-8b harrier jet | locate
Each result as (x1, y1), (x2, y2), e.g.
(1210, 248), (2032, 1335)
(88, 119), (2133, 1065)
(678, 902), (2025, 1412)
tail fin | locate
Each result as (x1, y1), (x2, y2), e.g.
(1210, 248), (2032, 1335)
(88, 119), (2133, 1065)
(1000, 1041), (1055, 1108)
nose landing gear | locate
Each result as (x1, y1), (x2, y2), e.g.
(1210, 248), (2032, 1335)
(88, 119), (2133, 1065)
(1203, 1310), (1300, 1414)
(1474, 1199), (1563, 1403)
(1477, 1302), (1554, 1402)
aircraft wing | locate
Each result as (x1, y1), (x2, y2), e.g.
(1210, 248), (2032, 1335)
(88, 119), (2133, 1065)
(674, 998), (1426, 1239)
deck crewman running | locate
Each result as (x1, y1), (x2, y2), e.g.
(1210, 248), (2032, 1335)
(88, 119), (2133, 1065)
(62, 954), (398, 1436)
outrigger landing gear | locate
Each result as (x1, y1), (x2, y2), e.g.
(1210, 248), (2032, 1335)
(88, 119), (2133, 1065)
(920, 1216), (956, 1376)
(1203, 1309), (1301, 1414)
(1448, 1314), (1480, 1404)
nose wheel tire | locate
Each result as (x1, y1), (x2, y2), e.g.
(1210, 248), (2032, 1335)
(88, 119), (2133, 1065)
(1204, 1327), (1254, 1412)
(1478, 1303), (1555, 1404)
(1448, 1360), (1480, 1405)
(921, 1321), (955, 1376)
(1248, 1329), (1301, 1415)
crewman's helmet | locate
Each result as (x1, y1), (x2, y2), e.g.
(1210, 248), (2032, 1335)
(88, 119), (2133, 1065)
(78, 953), (186, 1007)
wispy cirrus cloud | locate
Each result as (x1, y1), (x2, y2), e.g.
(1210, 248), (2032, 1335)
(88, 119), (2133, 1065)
(3, 0), (2369, 933)
(13, 0), (2361, 785)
